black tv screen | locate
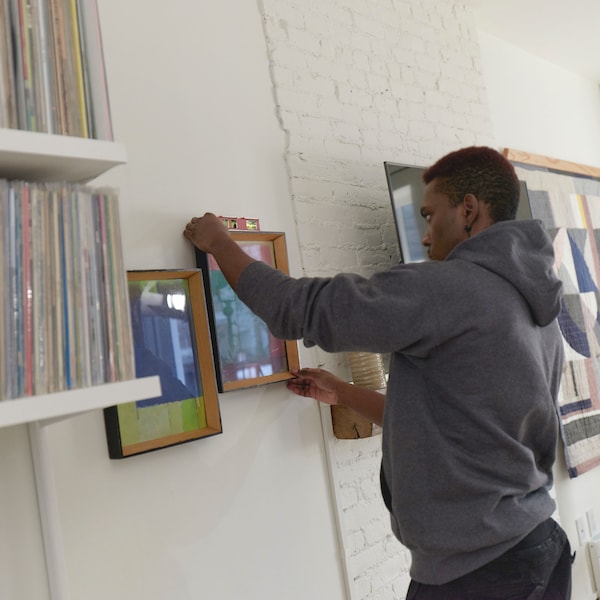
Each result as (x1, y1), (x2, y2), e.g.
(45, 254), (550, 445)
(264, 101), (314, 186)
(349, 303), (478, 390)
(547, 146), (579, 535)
(383, 161), (533, 263)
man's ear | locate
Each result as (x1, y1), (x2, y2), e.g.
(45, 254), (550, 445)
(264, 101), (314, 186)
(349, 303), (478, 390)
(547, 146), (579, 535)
(462, 193), (479, 236)
(463, 193), (479, 223)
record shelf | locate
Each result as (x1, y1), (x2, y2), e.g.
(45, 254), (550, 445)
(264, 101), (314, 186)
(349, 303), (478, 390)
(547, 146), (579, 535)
(0, 128), (161, 600)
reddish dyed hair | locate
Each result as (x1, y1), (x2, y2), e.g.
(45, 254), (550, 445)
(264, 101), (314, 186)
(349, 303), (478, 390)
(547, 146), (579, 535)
(422, 146), (520, 222)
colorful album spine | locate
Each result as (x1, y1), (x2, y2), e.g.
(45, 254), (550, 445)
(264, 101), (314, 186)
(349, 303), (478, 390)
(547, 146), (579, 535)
(0, 182), (7, 399)
(21, 183), (33, 396)
(1, 180), (133, 400)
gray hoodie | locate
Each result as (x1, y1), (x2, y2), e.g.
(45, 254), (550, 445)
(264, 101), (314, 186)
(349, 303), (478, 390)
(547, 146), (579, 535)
(236, 219), (564, 585)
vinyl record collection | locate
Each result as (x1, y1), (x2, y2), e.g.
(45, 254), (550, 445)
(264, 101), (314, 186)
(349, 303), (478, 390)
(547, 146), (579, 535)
(0, 0), (113, 139)
(1, 180), (135, 401)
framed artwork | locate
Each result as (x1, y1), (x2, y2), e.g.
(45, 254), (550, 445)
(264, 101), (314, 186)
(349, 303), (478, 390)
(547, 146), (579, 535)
(195, 231), (300, 392)
(504, 148), (600, 477)
(104, 270), (221, 458)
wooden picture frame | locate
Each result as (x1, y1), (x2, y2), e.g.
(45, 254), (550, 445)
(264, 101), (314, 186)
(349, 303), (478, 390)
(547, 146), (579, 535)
(104, 270), (221, 458)
(195, 231), (300, 392)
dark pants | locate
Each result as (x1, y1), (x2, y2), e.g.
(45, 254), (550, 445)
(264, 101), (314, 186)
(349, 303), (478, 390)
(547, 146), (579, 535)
(407, 519), (573, 600)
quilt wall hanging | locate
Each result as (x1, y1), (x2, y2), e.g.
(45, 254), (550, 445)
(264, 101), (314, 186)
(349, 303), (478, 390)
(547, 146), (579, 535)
(505, 148), (600, 477)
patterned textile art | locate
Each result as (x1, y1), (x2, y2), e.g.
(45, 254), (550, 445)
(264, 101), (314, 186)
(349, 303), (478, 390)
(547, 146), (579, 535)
(514, 165), (600, 477)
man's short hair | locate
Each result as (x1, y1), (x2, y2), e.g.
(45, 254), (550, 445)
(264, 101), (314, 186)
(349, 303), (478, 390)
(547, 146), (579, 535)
(422, 146), (520, 222)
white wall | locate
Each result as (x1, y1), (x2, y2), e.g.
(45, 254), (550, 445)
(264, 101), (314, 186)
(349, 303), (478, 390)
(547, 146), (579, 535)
(479, 30), (600, 600)
(43, 2), (345, 600)
(55, 1), (494, 598)
(479, 31), (600, 166)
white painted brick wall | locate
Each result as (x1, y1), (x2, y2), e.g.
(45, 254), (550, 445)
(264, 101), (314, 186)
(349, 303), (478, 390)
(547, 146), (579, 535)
(260, 0), (496, 597)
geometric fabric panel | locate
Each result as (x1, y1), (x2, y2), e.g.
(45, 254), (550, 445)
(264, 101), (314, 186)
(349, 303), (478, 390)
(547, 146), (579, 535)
(517, 164), (600, 477)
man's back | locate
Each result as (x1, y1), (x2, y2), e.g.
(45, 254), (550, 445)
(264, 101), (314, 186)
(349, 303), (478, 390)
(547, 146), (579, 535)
(381, 221), (563, 584)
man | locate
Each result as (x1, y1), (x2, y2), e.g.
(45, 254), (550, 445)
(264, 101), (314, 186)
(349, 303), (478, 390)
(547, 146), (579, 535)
(184, 146), (571, 599)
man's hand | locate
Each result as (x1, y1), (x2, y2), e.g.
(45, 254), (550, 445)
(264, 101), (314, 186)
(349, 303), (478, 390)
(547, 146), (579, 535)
(287, 366), (385, 426)
(183, 213), (256, 289)
(183, 212), (231, 254)
(287, 368), (342, 406)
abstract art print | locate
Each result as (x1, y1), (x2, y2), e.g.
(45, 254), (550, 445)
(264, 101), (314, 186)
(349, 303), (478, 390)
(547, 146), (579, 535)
(507, 148), (600, 477)
(104, 270), (221, 458)
(195, 231), (300, 392)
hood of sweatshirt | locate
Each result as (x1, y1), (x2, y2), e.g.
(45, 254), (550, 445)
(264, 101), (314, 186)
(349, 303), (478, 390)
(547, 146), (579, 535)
(446, 219), (563, 327)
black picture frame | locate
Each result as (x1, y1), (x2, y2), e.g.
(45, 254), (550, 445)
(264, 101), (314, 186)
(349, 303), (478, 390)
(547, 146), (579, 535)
(195, 231), (300, 392)
(104, 269), (221, 458)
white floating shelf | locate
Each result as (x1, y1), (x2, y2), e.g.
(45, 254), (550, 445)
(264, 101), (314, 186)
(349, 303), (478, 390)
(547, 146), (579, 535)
(0, 128), (127, 182)
(0, 376), (161, 429)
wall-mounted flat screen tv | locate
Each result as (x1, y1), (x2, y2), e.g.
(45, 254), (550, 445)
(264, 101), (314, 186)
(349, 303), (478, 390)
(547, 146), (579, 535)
(383, 161), (533, 263)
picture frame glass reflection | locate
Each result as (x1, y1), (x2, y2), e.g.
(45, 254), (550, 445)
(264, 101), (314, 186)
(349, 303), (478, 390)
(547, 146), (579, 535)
(104, 270), (221, 458)
(195, 232), (300, 392)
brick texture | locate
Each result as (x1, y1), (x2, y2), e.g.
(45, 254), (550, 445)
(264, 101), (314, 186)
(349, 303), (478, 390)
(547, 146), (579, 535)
(259, 0), (496, 597)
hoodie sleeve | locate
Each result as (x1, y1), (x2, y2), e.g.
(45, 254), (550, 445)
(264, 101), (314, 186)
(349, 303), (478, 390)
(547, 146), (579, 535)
(235, 260), (441, 356)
